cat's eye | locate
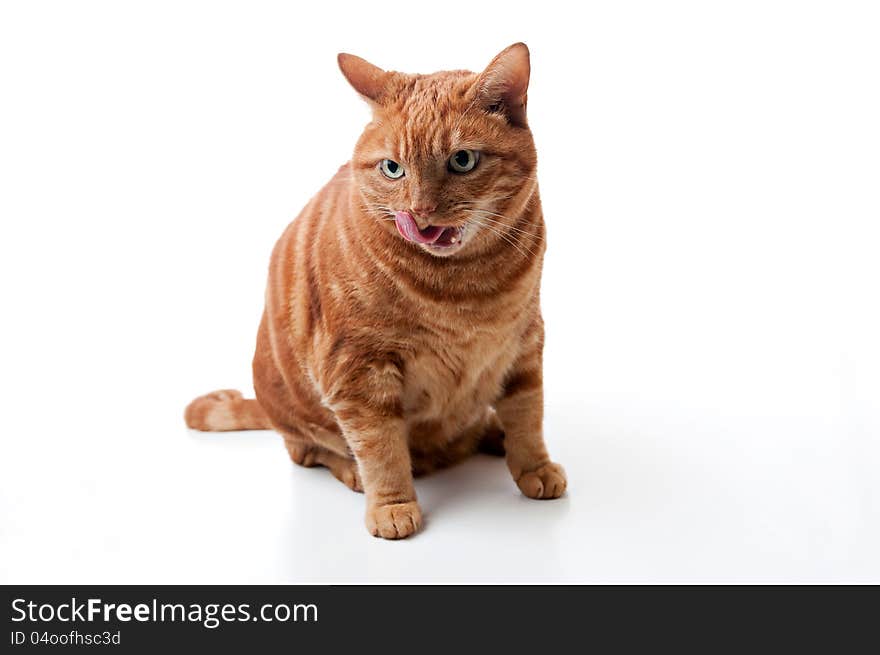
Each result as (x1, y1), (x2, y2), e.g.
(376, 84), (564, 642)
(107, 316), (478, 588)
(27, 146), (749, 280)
(380, 159), (405, 179)
(448, 149), (479, 174)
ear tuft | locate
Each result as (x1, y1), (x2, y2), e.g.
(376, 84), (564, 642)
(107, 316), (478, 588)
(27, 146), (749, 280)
(338, 53), (388, 103)
(477, 42), (531, 127)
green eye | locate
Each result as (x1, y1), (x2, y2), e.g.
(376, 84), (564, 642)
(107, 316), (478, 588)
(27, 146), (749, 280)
(448, 149), (479, 174)
(380, 159), (404, 179)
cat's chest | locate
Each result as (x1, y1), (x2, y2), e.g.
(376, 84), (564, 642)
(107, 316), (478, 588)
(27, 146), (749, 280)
(401, 327), (519, 429)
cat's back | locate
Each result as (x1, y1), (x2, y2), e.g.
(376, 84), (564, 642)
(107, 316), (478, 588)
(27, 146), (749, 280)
(266, 162), (353, 309)
(261, 162), (356, 375)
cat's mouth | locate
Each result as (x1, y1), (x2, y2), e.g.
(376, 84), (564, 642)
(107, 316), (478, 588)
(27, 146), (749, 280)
(394, 211), (464, 250)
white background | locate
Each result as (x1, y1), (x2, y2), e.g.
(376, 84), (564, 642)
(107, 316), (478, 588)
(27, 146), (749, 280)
(1, 1), (878, 583)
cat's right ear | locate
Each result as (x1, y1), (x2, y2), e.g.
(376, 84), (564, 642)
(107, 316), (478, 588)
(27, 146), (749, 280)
(476, 43), (531, 127)
(337, 53), (389, 104)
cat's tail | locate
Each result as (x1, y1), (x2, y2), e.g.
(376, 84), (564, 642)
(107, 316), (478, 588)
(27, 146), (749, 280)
(184, 389), (272, 431)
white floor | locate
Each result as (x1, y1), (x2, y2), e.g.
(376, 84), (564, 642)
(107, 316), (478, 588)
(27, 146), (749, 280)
(2, 374), (878, 583)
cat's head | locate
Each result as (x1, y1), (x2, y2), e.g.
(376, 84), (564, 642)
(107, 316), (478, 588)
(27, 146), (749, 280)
(339, 43), (538, 258)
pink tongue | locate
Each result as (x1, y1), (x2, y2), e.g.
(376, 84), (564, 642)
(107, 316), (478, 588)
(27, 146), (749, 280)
(394, 211), (444, 245)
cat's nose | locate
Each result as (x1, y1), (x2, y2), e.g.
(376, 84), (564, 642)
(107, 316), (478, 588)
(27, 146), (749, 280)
(410, 204), (437, 220)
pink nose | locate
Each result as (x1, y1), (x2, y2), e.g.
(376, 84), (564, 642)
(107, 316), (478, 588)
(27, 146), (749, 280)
(410, 204), (437, 219)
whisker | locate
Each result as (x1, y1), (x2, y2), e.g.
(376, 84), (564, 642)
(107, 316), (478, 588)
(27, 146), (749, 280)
(462, 208), (535, 229)
(454, 194), (517, 206)
(477, 215), (541, 257)
(466, 216), (537, 259)
(359, 202), (397, 223)
(473, 220), (535, 259)
(458, 209), (544, 242)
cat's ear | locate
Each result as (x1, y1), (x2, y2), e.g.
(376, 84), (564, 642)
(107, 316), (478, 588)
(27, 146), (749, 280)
(475, 42), (531, 127)
(337, 53), (389, 104)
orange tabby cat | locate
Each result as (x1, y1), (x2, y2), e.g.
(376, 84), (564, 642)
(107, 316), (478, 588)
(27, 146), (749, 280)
(185, 43), (566, 539)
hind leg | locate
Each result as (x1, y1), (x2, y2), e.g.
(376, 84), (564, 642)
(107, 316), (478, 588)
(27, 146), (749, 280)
(410, 408), (506, 476)
(283, 434), (362, 493)
(477, 408), (506, 456)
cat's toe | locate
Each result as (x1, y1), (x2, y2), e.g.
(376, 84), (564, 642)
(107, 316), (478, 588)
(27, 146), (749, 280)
(516, 462), (567, 499)
(337, 463), (363, 493)
(365, 501), (422, 539)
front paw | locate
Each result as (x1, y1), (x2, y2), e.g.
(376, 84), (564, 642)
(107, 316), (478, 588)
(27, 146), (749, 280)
(365, 501), (422, 539)
(516, 462), (567, 499)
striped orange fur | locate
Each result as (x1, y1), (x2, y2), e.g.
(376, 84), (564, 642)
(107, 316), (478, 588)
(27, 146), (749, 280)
(185, 43), (566, 539)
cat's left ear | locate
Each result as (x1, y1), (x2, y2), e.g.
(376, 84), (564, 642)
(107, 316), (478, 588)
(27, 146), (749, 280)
(476, 42), (531, 127)
(338, 53), (389, 104)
